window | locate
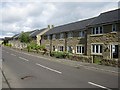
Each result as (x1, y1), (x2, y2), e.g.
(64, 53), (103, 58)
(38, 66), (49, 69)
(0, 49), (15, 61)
(67, 32), (73, 38)
(92, 26), (103, 34)
(79, 31), (85, 37)
(67, 46), (72, 53)
(52, 34), (56, 40)
(111, 44), (118, 58)
(46, 45), (50, 51)
(44, 35), (47, 40)
(53, 46), (55, 51)
(58, 46), (64, 51)
(47, 35), (50, 40)
(76, 45), (84, 54)
(112, 24), (116, 32)
(91, 44), (102, 54)
(60, 33), (64, 39)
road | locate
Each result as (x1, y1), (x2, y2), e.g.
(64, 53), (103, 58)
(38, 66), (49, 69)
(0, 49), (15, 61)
(2, 46), (119, 89)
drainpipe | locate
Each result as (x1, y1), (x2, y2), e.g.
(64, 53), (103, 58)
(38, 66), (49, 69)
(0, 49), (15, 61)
(49, 35), (52, 56)
(65, 32), (67, 52)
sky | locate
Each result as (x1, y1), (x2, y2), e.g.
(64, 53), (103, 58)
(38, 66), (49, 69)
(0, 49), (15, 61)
(0, 0), (119, 38)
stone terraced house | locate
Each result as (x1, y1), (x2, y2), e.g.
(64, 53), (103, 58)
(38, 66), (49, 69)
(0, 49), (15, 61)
(9, 28), (49, 49)
(41, 9), (119, 61)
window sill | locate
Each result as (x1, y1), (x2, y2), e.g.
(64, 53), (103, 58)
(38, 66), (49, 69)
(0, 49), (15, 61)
(76, 53), (84, 54)
(77, 37), (84, 39)
(110, 31), (117, 34)
(59, 39), (64, 41)
(90, 34), (103, 37)
(67, 37), (73, 39)
(91, 53), (102, 55)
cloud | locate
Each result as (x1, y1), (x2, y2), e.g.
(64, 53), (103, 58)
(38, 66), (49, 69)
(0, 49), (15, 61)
(0, 2), (118, 38)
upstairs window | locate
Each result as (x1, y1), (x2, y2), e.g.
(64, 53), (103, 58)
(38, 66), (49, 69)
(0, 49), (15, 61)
(52, 34), (56, 40)
(67, 32), (73, 38)
(47, 35), (50, 40)
(92, 26), (103, 34)
(60, 33), (64, 39)
(44, 35), (47, 40)
(112, 24), (117, 32)
(79, 31), (85, 37)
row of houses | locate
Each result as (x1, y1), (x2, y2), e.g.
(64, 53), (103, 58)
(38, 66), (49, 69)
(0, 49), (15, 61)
(9, 9), (119, 61)
(9, 28), (50, 48)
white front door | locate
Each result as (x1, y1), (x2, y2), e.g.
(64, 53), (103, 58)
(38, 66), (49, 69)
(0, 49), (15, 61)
(110, 44), (118, 59)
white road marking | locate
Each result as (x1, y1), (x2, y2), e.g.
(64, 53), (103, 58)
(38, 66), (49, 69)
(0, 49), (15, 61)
(88, 82), (112, 90)
(11, 54), (16, 56)
(36, 63), (62, 74)
(9, 48), (119, 74)
(19, 57), (29, 62)
(6, 52), (9, 53)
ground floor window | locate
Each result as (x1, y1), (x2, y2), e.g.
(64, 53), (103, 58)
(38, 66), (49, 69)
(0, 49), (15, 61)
(46, 45), (50, 51)
(91, 44), (102, 54)
(53, 46), (56, 51)
(67, 46), (72, 53)
(58, 46), (64, 51)
(76, 45), (84, 54)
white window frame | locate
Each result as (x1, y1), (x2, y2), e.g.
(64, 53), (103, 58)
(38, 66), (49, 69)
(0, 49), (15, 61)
(52, 34), (56, 40)
(58, 46), (64, 51)
(112, 24), (117, 32)
(47, 35), (50, 40)
(79, 31), (85, 38)
(76, 45), (84, 54)
(67, 32), (73, 38)
(91, 44), (102, 55)
(60, 33), (64, 39)
(92, 26), (103, 35)
(67, 46), (73, 53)
(46, 44), (50, 51)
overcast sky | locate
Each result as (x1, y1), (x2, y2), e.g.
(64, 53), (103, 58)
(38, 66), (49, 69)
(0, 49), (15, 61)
(0, 0), (119, 38)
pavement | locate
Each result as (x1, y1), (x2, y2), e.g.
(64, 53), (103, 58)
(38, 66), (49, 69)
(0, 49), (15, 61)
(0, 46), (2, 90)
(12, 47), (119, 74)
(1, 46), (120, 89)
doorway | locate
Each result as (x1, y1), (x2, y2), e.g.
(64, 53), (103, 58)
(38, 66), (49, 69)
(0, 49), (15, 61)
(110, 44), (118, 59)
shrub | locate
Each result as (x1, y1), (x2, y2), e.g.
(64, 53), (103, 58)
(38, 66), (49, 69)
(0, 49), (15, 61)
(51, 51), (70, 58)
(5, 43), (12, 47)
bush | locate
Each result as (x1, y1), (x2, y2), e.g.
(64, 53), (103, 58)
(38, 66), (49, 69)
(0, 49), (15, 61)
(26, 42), (46, 53)
(93, 56), (102, 65)
(5, 43), (12, 47)
(51, 51), (69, 58)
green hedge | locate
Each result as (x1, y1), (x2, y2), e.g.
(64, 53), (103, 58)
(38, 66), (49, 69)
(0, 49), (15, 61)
(26, 42), (45, 52)
(51, 51), (69, 58)
(5, 43), (12, 47)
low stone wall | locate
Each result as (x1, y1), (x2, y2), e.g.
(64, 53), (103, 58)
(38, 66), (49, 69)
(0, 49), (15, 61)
(67, 55), (92, 63)
(100, 59), (119, 67)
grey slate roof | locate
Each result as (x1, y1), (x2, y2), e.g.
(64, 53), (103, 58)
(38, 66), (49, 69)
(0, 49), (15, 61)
(45, 17), (96, 35)
(29, 28), (47, 37)
(44, 9), (119, 35)
(89, 9), (120, 26)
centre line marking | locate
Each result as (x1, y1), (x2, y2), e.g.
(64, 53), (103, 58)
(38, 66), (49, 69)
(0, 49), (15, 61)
(11, 54), (16, 56)
(19, 57), (29, 62)
(36, 63), (62, 74)
(88, 82), (112, 90)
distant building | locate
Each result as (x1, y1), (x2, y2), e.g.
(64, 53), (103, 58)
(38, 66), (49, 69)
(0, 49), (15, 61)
(9, 28), (50, 49)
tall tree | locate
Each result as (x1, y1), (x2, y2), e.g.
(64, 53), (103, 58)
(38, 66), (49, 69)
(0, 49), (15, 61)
(19, 32), (31, 43)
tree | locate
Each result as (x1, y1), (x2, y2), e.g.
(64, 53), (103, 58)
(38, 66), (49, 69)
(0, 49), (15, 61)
(19, 32), (31, 43)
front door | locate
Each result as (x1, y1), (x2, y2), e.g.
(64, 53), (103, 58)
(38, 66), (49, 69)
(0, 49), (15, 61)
(110, 44), (118, 59)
